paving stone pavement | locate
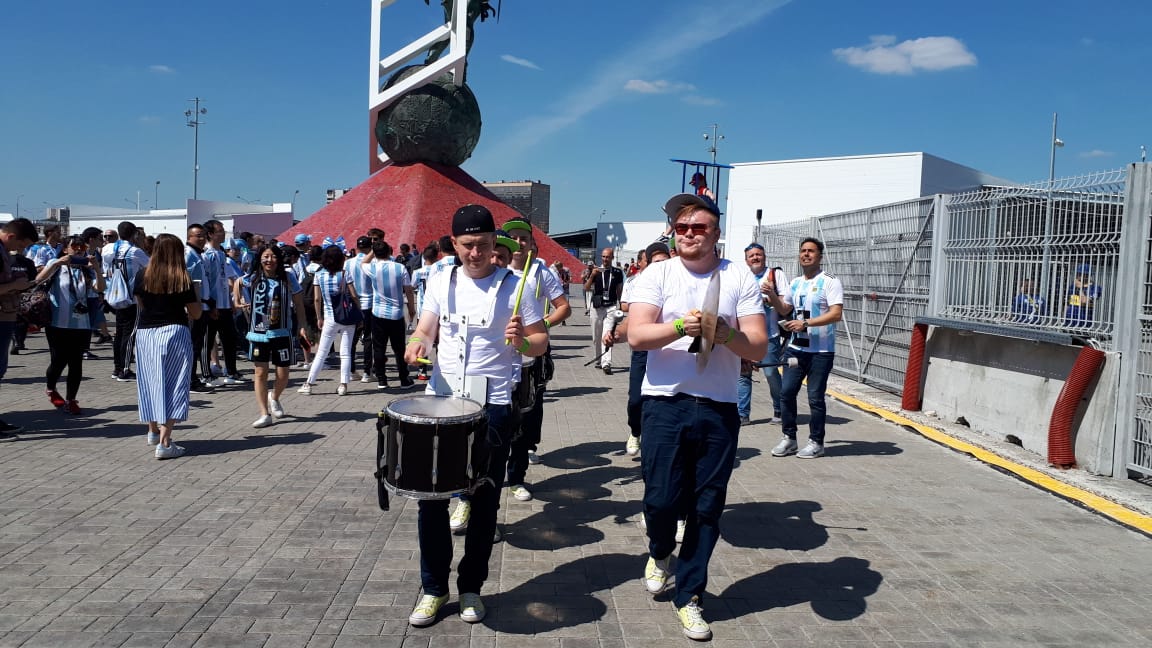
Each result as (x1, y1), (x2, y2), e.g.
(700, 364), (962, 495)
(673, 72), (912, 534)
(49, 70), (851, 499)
(2, 318), (1152, 648)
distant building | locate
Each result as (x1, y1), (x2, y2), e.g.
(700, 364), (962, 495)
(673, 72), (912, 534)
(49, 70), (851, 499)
(483, 180), (551, 233)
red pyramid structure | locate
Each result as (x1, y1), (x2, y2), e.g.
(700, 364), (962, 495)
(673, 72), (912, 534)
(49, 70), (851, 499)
(281, 163), (582, 271)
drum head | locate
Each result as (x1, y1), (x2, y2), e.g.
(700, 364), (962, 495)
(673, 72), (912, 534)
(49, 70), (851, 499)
(386, 395), (485, 424)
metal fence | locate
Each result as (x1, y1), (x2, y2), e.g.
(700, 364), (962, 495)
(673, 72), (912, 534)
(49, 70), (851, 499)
(933, 170), (1127, 348)
(1115, 165), (1152, 478)
(756, 197), (936, 393)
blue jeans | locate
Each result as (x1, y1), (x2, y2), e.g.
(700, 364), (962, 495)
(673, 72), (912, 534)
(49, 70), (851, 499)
(417, 403), (515, 596)
(736, 334), (783, 419)
(780, 349), (835, 444)
(627, 350), (646, 438)
(640, 394), (739, 607)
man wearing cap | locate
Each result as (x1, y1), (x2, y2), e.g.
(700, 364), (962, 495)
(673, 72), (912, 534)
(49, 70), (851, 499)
(346, 236), (376, 383)
(736, 242), (789, 425)
(403, 204), (549, 628)
(363, 240), (415, 389)
(503, 216), (570, 502)
(1064, 263), (1101, 328)
(584, 247), (625, 374)
(627, 193), (767, 641)
(292, 234), (312, 278)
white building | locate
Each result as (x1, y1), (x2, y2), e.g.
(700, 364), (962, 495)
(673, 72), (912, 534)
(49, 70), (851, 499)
(595, 220), (669, 265)
(723, 152), (1013, 258)
(67, 200), (295, 240)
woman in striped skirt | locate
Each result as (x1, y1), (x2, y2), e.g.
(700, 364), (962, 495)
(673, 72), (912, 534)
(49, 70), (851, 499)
(133, 233), (202, 459)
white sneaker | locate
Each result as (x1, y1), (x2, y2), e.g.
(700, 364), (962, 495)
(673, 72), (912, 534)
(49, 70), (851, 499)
(269, 399), (285, 418)
(625, 435), (640, 456)
(675, 519), (686, 544)
(252, 414), (275, 429)
(360, 374), (372, 383)
(146, 431), (159, 446)
(527, 450), (540, 465)
(676, 596), (712, 641)
(337, 384), (347, 396)
(210, 364), (225, 377)
(771, 437), (798, 457)
(155, 443), (186, 460)
(797, 440), (825, 459)
(510, 484), (533, 501)
(220, 376), (244, 385)
(205, 377), (228, 388)
(767, 416), (783, 425)
(643, 555), (672, 594)
(297, 383), (312, 395)
(408, 593), (448, 627)
(458, 592), (485, 623)
(449, 500), (471, 530)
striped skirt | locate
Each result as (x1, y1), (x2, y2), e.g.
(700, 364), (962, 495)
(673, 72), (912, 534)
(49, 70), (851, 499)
(136, 324), (193, 424)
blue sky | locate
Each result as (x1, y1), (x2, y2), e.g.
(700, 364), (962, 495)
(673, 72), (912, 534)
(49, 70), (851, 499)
(2, 0), (1150, 234)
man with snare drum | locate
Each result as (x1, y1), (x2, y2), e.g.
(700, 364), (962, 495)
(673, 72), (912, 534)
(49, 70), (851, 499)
(403, 205), (549, 628)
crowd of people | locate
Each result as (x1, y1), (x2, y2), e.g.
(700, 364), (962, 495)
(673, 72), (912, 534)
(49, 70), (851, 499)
(0, 194), (848, 641)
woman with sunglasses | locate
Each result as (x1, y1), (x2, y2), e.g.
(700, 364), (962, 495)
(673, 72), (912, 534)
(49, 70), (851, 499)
(235, 245), (307, 428)
(134, 234), (202, 459)
(34, 236), (106, 415)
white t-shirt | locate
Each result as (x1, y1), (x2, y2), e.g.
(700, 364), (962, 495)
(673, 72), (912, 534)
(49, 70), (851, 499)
(629, 257), (763, 403)
(422, 266), (543, 405)
(752, 266), (789, 333)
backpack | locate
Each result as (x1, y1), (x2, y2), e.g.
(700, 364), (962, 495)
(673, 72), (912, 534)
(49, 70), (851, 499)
(299, 267), (318, 328)
(105, 243), (134, 309)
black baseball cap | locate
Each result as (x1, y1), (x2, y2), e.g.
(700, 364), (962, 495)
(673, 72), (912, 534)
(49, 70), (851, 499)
(663, 193), (720, 220)
(452, 204), (496, 236)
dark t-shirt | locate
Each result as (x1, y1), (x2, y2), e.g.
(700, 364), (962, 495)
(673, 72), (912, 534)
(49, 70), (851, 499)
(133, 272), (197, 329)
(0, 251), (36, 321)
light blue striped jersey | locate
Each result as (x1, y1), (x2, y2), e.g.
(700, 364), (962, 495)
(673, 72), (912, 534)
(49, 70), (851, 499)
(203, 244), (230, 308)
(365, 259), (411, 320)
(343, 254), (373, 309)
(184, 246), (209, 302)
(48, 264), (98, 329)
(411, 264), (433, 313)
(314, 269), (352, 321)
(782, 270), (844, 354)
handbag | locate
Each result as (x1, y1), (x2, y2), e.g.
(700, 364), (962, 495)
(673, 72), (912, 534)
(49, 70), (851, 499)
(18, 284), (51, 327)
(332, 279), (362, 326)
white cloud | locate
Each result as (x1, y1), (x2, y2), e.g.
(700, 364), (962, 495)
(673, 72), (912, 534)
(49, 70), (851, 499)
(833, 35), (977, 75)
(488, 0), (792, 157)
(500, 54), (541, 70)
(1080, 149), (1112, 159)
(682, 95), (722, 106)
(624, 79), (695, 94)
(148, 64), (175, 74)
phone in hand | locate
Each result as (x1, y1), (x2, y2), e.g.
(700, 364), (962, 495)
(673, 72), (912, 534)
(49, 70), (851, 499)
(69, 255), (90, 267)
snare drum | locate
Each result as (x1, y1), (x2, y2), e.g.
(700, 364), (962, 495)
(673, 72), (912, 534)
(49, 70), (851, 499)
(377, 395), (489, 500)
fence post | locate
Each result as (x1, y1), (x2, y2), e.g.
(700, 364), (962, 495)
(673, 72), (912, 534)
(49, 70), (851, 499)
(927, 194), (948, 318)
(1113, 163), (1152, 477)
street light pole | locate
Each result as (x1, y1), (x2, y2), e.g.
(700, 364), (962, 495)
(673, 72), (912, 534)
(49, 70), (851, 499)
(155, 180), (160, 210)
(291, 189), (300, 216)
(185, 98), (207, 200)
(1039, 112), (1064, 308)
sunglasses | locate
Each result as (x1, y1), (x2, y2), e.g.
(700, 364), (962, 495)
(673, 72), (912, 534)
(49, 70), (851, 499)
(673, 223), (711, 236)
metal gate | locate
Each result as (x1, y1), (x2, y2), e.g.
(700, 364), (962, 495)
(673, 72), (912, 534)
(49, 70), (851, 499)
(1115, 164), (1152, 477)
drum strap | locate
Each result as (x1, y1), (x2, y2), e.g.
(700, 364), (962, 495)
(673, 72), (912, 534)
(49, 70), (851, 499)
(439, 266), (512, 400)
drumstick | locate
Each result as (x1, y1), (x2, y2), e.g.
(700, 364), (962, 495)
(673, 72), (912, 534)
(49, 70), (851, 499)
(415, 357), (432, 365)
(505, 251), (534, 345)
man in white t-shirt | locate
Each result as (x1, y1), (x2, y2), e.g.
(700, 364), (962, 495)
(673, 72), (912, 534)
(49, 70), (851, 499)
(626, 193), (768, 642)
(764, 237), (844, 459)
(402, 205), (549, 629)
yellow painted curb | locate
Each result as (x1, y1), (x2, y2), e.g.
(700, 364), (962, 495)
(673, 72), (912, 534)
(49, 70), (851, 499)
(827, 389), (1152, 537)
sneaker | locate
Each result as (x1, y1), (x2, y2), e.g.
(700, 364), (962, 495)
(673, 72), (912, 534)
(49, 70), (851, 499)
(643, 555), (672, 594)
(625, 435), (641, 456)
(205, 377), (229, 388)
(252, 415), (275, 429)
(65, 400), (82, 415)
(767, 416), (782, 425)
(527, 450), (541, 465)
(449, 500), (471, 531)
(297, 383), (313, 395)
(190, 381), (215, 394)
(377, 381), (389, 390)
(117, 370), (136, 382)
(337, 384), (347, 396)
(797, 440), (825, 459)
(146, 431), (160, 446)
(400, 377), (415, 387)
(676, 597), (712, 641)
(360, 374), (372, 383)
(770, 437), (798, 457)
(458, 593), (485, 623)
(675, 519), (686, 544)
(408, 593), (448, 627)
(269, 399), (285, 418)
(155, 443), (186, 460)
(210, 363), (225, 377)
(220, 375), (244, 385)
(510, 484), (533, 501)
(82, 351), (98, 360)
(602, 365), (612, 375)
(46, 389), (66, 408)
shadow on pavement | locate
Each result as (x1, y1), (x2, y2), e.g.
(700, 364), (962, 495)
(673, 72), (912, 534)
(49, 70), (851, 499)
(483, 552), (640, 634)
(721, 501), (831, 551)
(179, 432), (326, 456)
(826, 439), (903, 457)
(543, 386), (610, 400)
(713, 557), (882, 622)
(538, 441), (618, 469)
(528, 465), (640, 503)
(733, 446), (761, 469)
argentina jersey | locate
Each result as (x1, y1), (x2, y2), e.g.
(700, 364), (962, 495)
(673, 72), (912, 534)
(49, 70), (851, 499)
(367, 259), (410, 320)
(786, 271), (844, 354)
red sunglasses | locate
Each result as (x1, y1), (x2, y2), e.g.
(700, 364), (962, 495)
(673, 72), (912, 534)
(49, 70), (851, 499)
(673, 223), (711, 236)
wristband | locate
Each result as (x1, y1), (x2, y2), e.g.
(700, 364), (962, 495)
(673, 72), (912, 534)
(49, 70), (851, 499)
(517, 338), (531, 354)
(673, 318), (687, 337)
(407, 336), (422, 344)
(544, 319), (552, 328)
